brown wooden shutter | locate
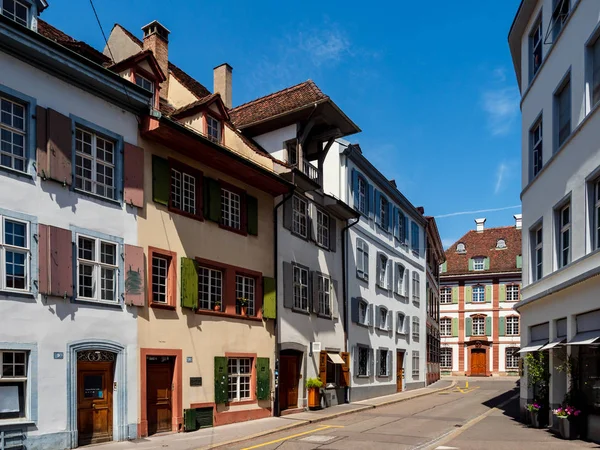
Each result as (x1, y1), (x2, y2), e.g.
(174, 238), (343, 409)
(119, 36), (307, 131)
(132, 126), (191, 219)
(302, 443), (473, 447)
(124, 244), (145, 306)
(319, 351), (327, 385)
(36, 106), (48, 178)
(39, 224), (73, 297)
(46, 109), (72, 186)
(124, 143), (144, 208)
(341, 352), (350, 386)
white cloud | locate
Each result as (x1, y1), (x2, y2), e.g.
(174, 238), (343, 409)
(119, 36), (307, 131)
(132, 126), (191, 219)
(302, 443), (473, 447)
(298, 28), (350, 66)
(495, 162), (508, 194)
(436, 205), (521, 219)
(481, 87), (520, 136)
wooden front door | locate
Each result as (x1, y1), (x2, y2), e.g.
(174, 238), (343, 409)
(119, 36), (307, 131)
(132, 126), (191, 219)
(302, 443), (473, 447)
(471, 349), (487, 376)
(396, 351), (404, 392)
(147, 356), (174, 435)
(77, 361), (114, 446)
(279, 354), (300, 411)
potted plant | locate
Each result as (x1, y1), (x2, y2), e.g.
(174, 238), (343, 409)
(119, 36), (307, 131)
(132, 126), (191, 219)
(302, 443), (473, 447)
(306, 377), (323, 409)
(524, 352), (551, 427)
(237, 297), (249, 316)
(526, 402), (542, 428)
(553, 405), (581, 439)
(214, 299), (221, 312)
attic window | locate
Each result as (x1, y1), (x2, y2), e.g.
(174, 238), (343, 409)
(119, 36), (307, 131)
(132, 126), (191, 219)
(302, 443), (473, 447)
(206, 115), (221, 144)
(496, 239), (506, 249)
(135, 74), (154, 93)
(2, 0), (29, 27)
(456, 243), (466, 253)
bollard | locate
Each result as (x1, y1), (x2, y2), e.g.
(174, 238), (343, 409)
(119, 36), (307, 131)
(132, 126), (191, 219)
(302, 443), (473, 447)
(465, 381), (469, 389)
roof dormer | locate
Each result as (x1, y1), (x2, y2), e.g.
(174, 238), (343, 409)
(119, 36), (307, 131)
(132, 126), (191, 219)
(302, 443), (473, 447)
(456, 242), (466, 253)
(170, 94), (230, 145)
(1, 0), (48, 31)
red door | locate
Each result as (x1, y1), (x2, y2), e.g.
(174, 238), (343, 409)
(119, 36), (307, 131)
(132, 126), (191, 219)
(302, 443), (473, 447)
(279, 354), (300, 411)
(471, 349), (486, 376)
(147, 357), (174, 435)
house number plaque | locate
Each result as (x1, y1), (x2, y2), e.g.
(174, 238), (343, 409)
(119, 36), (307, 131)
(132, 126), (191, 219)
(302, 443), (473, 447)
(190, 377), (202, 386)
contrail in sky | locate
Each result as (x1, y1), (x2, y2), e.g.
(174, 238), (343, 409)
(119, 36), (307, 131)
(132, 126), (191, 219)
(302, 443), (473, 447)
(435, 205), (521, 219)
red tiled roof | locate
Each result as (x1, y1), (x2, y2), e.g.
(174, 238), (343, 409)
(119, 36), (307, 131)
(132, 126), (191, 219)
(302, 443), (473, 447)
(38, 20), (111, 65)
(442, 226), (522, 276)
(229, 80), (328, 128)
(171, 93), (222, 117)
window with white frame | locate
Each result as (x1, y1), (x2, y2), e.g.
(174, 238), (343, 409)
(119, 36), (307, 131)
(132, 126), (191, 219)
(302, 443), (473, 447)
(377, 253), (388, 287)
(227, 358), (251, 401)
(317, 274), (331, 316)
(530, 119), (543, 179)
(395, 263), (405, 295)
(506, 284), (520, 301)
(206, 115), (221, 144)
(529, 16), (542, 81)
(412, 351), (420, 377)
(286, 140), (298, 166)
(473, 257), (485, 271)
(0, 96), (26, 172)
(151, 255), (168, 304)
(506, 316), (520, 336)
(532, 225), (543, 281)
(378, 349), (389, 377)
(412, 317), (419, 340)
(556, 75), (571, 149)
(472, 285), (485, 303)
(75, 127), (117, 200)
(396, 312), (405, 334)
(198, 266), (222, 310)
(77, 235), (118, 302)
(316, 209), (329, 248)
(496, 239), (506, 249)
(379, 195), (388, 229)
(236, 275), (255, 316)
(440, 287), (452, 304)
(358, 300), (368, 326)
(171, 167), (196, 215)
(440, 318), (452, 336)
(357, 346), (369, 377)
(558, 203), (571, 268)
(357, 176), (367, 214)
(0, 350), (28, 420)
(221, 189), (241, 230)
(379, 307), (388, 330)
(472, 316), (485, 336)
(293, 265), (309, 311)
(592, 34), (600, 108)
(456, 242), (466, 253)
(412, 272), (420, 304)
(1, 0), (28, 27)
(506, 347), (519, 370)
(356, 238), (369, 280)
(0, 217), (29, 292)
(440, 348), (452, 369)
(595, 179), (600, 250)
(135, 73), (153, 93)
(292, 196), (308, 238)
(551, 0), (570, 41)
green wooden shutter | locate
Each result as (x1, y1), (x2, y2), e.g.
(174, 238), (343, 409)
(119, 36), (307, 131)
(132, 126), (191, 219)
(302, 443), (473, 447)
(181, 257), (198, 309)
(152, 155), (170, 206)
(485, 285), (492, 303)
(499, 284), (506, 302)
(441, 262), (447, 273)
(466, 318), (472, 337)
(465, 286), (472, 303)
(256, 357), (270, 401)
(452, 318), (458, 337)
(452, 287), (458, 303)
(499, 317), (506, 336)
(203, 177), (221, 222)
(468, 258), (474, 271)
(516, 255), (522, 269)
(485, 317), (492, 336)
(214, 356), (228, 404)
(484, 257), (490, 270)
(262, 277), (276, 319)
(247, 195), (258, 235)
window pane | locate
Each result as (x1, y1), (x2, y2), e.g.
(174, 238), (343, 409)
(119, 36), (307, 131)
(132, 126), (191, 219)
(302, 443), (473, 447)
(78, 237), (95, 261)
(100, 242), (116, 265)
(100, 267), (115, 301)
(5, 250), (26, 289)
(221, 189), (241, 229)
(152, 256), (168, 303)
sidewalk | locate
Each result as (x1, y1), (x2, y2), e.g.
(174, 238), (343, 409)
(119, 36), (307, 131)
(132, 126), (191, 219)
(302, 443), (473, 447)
(96, 380), (455, 450)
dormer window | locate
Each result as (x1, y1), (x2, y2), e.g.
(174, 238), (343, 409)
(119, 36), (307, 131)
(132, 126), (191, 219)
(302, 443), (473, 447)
(2, 0), (29, 27)
(206, 115), (221, 144)
(496, 239), (506, 249)
(456, 242), (466, 253)
(135, 73), (153, 93)
(473, 257), (485, 271)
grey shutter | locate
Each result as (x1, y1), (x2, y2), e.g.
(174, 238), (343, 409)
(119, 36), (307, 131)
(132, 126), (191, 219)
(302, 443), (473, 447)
(283, 262), (294, 309)
(404, 269), (410, 297)
(406, 316), (411, 343)
(283, 197), (293, 231)
(329, 216), (337, 252)
(375, 254), (381, 287)
(376, 349), (380, 377)
(368, 303), (374, 328)
(331, 279), (339, 319)
(387, 350), (392, 376)
(351, 297), (359, 323)
(375, 305), (381, 328)
(387, 310), (392, 331)
(353, 346), (359, 376)
(311, 271), (319, 314)
(369, 348), (375, 377)
(387, 259), (393, 290)
(310, 204), (318, 242)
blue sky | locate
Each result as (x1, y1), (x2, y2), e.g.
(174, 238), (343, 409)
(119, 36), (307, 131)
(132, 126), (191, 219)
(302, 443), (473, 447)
(43, 0), (523, 248)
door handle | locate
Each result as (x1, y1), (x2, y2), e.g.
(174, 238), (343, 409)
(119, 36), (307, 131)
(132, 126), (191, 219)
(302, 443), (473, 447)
(92, 403), (96, 409)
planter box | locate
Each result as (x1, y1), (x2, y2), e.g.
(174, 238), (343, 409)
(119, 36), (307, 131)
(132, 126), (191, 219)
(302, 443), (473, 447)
(307, 387), (321, 410)
(529, 411), (542, 428)
(558, 418), (578, 440)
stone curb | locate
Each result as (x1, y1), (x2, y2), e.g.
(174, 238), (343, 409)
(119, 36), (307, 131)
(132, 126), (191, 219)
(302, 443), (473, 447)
(200, 381), (458, 449)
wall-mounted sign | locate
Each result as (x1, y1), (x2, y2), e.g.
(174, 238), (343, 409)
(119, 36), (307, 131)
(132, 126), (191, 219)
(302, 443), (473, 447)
(190, 377), (202, 386)
(186, 357), (193, 363)
(54, 352), (64, 360)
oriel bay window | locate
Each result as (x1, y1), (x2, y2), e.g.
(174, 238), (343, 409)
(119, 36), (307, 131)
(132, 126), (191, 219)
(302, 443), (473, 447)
(76, 235), (118, 303)
(1, 216), (30, 292)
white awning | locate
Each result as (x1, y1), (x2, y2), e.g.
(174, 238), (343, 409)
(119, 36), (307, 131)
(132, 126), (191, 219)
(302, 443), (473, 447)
(517, 339), (548, 353)
(540, 337), (566, 350)
(327, 353), (345, 364)
(567, 330), (600, 346)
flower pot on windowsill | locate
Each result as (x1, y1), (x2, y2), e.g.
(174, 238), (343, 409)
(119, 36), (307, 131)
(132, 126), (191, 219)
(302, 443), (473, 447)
(240, 306), (248, 316)
(214, 304), (221, 312)
(558, 418), (578, 440)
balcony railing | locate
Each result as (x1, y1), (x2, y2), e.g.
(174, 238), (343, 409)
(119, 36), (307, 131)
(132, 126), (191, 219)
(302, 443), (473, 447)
(301, 159), (322, 186)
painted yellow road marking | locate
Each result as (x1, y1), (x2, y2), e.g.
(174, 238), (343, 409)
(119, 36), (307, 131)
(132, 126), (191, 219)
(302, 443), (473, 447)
(454, 385), (481, 394)
(241, 425), (344, 449)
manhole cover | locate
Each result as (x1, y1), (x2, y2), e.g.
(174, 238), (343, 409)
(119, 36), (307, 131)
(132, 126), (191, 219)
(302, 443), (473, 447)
(300, 435), (336, 443)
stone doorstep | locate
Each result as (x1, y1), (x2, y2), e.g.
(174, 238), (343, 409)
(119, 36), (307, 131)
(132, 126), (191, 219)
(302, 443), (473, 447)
(201, 380), (458, 449)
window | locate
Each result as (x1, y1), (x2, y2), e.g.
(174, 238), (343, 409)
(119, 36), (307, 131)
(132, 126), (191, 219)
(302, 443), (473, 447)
(236, 275), (255, 316)
(316, 209), (329, 248)
(286, 140), (298, 166)
(0, 350), (27, 420)
(293, 265), (309, 311)
(151, 255), (168, 304)
(317, 274), (331, 316)
(396, 312), (406, 334)
(292, 196), (308, 238)
(558, 203), (571, 268)
(378, 349), (389, 377)
(412, 317), (420, 340)
(357, 346), (369, 377)
(472, 317), (485, 336)
(456, 243), (466, 253)
(594, 180), (600, 250)
(77, 236), (118, 302)
(1, 217), (29, 292)
(532, 225), (543, 281)
(379, 307), (388, 330)
(395, 263), (406, 295)
(377, 253), (388, 288)
(135, 73), (153, 93)
(379, 195), (388, 229)
(412, 272), (420, 304)
(506, 316), (520, 336)
(221, 189), (241, 230)
(358, 300), (368, 326)
(357, 176), (367, 214)
(552, 0), (570, 41)
(1, 0), (28, 26)
(398, 211), (406, 243)
(440, 348), (452, 369)
(530, 119), (543, 178)
(555, 75), (571, 149)
(169, 163), (199, 216)
(228, 358), (251, 401)
(506, 284), (520, 302)
(356, 238), (369, 280)
(592, 35), (600, 108)
(0, 96), (26, 172)
(198, 266), (222, 310)
(75, 127), (116, 200)
(506, 347), (519, 370)
(440, 287), (452, 304)
(411, 222), (419, 253)
(473, 257), (485, 271)
(472, 285), (485, 303)
(529, 16), (543, 80)
(496, 239), (506, 249)
(206, 115), (221, 144)
(412, 351), (420, 377)
(440, 318), (452, 336)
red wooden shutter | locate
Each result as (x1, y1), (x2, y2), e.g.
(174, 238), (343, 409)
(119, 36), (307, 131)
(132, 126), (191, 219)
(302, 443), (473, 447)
(36, 106), (48, 178)
(319, 351), (327, 385)
(124, 143), (144, 208)
(46, 109), (72, 186)
(341, 352), (350, 386)
(39, 225), (73, 297)
(124, 244), (145, 306)
(38, 224), (49, 295)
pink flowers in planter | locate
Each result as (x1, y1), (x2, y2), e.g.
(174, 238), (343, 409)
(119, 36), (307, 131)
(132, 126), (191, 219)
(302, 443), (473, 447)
(553, 405), (581, 418)
(526, 402), (541, 412)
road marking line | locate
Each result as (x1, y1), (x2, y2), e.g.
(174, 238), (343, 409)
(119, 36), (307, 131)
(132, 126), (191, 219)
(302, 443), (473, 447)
(241, 425), (344, 449)
(454, 386), (480, 394)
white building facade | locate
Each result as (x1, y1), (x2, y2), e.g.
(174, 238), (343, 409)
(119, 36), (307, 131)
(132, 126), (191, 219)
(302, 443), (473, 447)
(509, 0), (600, 441)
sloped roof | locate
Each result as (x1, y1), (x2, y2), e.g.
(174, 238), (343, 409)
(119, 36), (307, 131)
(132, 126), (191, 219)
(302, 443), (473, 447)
(229, 80), (328, 128)
(108, 49), (167, 81)
(443, 226), (522, 276)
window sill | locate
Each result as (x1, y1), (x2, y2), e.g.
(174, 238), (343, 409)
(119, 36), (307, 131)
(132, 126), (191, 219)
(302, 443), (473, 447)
(74, 298), (122, 308)
(0, 419), (35, 427)
(291, 307), (310, 316)
(0, 289), (35, 298)
(356, 272), (368, 282)
(376, 374), (390, 379)
(196, 309), (262, 321)
(225, 399), (257, 407)
(168, 206), (204, 222)
(317, 313), (333, 320)
(74, 188), (121, 206)
(356, 374), (369, 378)
(150, 302), (176, 310)
(0, 165), (34, 181)
(219, 223), (248, 237)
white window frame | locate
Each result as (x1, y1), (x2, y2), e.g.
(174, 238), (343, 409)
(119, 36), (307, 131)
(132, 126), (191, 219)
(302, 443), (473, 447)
(198, 266), (222, 310)
(396, 312), (406, 334)
(412, 351), (420, 378)
(206, 114), (221, 144)
(506, 347), (520, 370)
(472, 285), (485, 303)
(591, 33), (600, 109)
(316, 209), (329, 248)
(440, 287), (452, 304)
(0, 95), (27, 172)
(440, 348), (452, 369)
(529, 15), (543, 81)
(0, 216), (30, 293)
(358, 299), (369, 326)
(473, 257), (485, 271)
(135, 73), (154, 107)
(412, 272), (420, 304)
(227, 357), (252, 402)
(506, 284), (520, 302)
(221, 188), (241, 230)
(395, 263), (405, 296)
(379, 195), (388, 229)
(317, 274), (331, 316)
(75, 127), (117, 200)
(377, 253), (388, 288)
(235, 274), (255, 316)
(356, 238), (369, 280)
(595, 179), (600, 250)
(293, 265), (309, 311)
(506, 316), (520, 336)
(1, 0), (29, 27)
(532, 225), (543, 282)
(170, 168), (197, 215)
(379, 306), (388, 330)
(531, 119), (543, 179)
(0, 349), (28, 421)
(292, 196), (308, 238)
(357, 346), (370, 377)
(357, 176), (367, 214)
(76, 234), (119, 303)
(440, 318), (452, 337)
(151, 255), (168, 304)
(551, 0), (570, 41)
(378, 348), (389, 377)
(412, 317), (420, 341)
(558, 203), (571, 268)
(555, 74), (571, 150)
(472, 317), (485, 336)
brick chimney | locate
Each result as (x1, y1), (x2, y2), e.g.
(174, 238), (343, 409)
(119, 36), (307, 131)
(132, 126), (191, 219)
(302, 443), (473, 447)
(214, 63), (233, 109)
(142, 21), (170, 97)
(514, 214), (522, 229)
(475, 218), (486, 232)
(416, 206), (425, 215)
